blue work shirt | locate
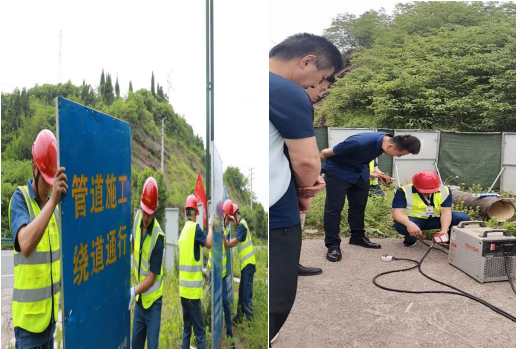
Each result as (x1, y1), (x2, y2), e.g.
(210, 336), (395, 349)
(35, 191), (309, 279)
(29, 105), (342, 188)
(186, 218), (207, 262)
(9, 178), (51, 252)
(269, 72), (315, 229)
(234, 217), (247, 242)
(323, 132), (390, 184)
(392, 186), (453, 209)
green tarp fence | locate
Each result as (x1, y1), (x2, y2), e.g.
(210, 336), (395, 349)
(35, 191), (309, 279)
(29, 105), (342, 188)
(438, 131), (503, 191)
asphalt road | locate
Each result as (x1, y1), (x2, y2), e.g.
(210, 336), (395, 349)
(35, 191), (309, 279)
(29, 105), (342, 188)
(2, 250), (14, 290)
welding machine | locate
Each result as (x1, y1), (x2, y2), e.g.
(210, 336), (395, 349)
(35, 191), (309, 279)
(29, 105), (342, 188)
(449, 221), (516, 283)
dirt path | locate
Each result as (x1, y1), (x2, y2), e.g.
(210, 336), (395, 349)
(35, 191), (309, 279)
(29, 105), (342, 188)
(273, 238), (516, 348)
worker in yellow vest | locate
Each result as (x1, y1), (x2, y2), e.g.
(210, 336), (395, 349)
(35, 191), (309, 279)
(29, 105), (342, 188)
(208, 226), (234, 346)
(8, 129), (68, 348)
(129, 177), (165, 349)
(368, 159), (392, 197)
(392, 170), (470, 246)
(179, 195), (214, 349)
(222, 199), (256, 323)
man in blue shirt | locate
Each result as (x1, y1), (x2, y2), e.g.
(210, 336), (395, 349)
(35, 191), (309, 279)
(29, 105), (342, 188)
(269, 33), (343, 345)
(8, 129), (68, 349)
(320, 133), (421, 262)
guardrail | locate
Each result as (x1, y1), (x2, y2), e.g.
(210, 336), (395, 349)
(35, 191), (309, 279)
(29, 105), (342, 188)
(2, 238), (14, 244)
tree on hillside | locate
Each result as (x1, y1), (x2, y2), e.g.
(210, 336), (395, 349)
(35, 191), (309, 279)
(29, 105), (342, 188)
(100, 69), (105, 96)
(129, 81), (133, 93)
(224, 166), (248, 192)
(115, 77), (120, 99)
(151, 72), (155, 96)
(317, 1), (516, 132)
(104, 73), (114, 106)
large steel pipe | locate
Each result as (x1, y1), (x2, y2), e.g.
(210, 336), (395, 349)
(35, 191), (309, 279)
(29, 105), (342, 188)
(451, 189), (516, 222)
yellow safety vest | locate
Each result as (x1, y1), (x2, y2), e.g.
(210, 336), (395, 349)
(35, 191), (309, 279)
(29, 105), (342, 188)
(208, 228), (228, 278)
(369, 161), (379, 186)
(401, 184), (450, 219)
(178, 220), (203, 299)
(132, 210), (165, 309)
(237, 219), (255, 270)
(9, 186), (60, 333)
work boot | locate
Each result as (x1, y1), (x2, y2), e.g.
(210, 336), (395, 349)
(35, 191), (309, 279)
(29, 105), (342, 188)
(298, 264), (322, 276)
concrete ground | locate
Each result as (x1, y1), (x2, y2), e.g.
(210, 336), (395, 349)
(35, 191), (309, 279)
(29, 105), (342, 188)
(273, 238), (516, 348)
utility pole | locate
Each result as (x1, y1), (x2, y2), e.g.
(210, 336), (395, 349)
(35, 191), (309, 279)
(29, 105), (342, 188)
(161, 117), (166, 173)
(249, 167), (255, 209)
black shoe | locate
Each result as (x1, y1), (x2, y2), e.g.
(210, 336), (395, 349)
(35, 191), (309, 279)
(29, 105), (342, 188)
(298, 264), (323, 276)
(326, 247), (342, 262)
(349, 235), (381, 249)
(403, 239), (417, 247)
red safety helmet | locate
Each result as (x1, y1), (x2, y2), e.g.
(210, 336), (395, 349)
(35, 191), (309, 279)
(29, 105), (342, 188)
(412, 170), (441, 194)
(185, 195), (199, 215)
(141, 177), (159, 214)
(32, 129), (58, 185)
(223, 199), (235, 218)
(233, 204), (239, 215)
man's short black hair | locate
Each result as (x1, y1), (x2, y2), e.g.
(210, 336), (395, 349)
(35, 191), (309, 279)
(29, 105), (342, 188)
(392, 135), (421, 154)
(269, 33), (343, 72)
(326, 75), (336, 84)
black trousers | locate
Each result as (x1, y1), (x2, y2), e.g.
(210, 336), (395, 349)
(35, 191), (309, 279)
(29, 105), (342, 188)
(269, 224), (302, 343)
(324, 172), (370, 248)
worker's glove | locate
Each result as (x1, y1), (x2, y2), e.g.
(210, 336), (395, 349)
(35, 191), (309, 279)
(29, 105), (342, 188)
(433, 232), (449, 243)
(128, 287), (135, 310)
(209, 213), (216, 227)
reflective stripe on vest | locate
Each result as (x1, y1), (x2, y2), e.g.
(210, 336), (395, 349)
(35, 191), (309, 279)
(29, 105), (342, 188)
(402, 184), (449, 219)
(10, 185), (60, 333)
(132, 210), (164, 309)
(369, 161), (378, 185)
(178, 220), (203, 299)
(237, 219), (256, 270)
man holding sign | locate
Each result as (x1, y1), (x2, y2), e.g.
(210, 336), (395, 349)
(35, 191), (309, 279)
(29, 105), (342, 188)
(8, 129), (68, 349)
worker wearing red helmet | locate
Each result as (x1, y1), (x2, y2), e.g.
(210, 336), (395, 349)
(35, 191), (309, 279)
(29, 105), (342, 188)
(222, 199), (256, 323)
(8, 129), (68, 348)
(392, 170), (470, 246)
(179, 194), (214, 349)
(129, 177), (165, 349)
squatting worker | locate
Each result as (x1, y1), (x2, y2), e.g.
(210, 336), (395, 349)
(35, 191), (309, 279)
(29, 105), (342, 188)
(392, 170), (470, 246)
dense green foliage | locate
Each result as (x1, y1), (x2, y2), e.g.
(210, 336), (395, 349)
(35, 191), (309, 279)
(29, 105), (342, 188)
(223, 166), (268, 239)
(1, 72), (266, 243)
(318, 1), (516, 132)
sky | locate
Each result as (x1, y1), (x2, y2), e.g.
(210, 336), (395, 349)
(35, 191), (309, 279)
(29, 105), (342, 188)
(1, 0), (269, 210)
(269, 0), (410, 47)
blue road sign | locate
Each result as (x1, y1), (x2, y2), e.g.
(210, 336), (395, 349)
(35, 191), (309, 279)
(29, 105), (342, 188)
(57, 98), (131, 349)
(211, 142), (223, 348)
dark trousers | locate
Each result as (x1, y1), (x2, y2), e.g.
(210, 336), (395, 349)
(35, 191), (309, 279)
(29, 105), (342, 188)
(394, 212), (470, 244)
(222, 275), (233, 338)
(269, 224), (302, 343)
(324, 172), (370, 248)
(236, 264), (255, 322)
(15, 321), (55, 349)
(181, 297), (206, 349)
(132, 298), (162, 349)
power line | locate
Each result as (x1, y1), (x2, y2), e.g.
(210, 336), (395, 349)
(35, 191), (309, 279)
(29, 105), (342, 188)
(269, 38), (277, 45)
